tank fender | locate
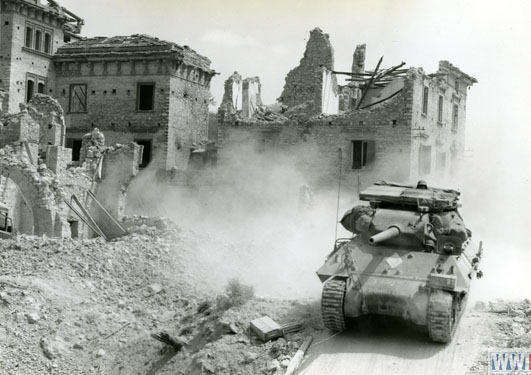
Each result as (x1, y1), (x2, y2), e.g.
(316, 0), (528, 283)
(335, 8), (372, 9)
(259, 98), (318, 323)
(343, 281), (364, 318)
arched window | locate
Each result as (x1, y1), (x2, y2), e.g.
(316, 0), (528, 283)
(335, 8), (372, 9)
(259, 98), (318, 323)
(26, 80), (34, 102)
(37, 82), (45, 94)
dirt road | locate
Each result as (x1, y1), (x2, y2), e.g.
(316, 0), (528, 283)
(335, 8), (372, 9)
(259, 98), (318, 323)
(297, 311), (491, 375)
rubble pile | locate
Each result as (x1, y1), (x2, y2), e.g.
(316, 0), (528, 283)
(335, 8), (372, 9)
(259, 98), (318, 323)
(0, 217), (321, 374)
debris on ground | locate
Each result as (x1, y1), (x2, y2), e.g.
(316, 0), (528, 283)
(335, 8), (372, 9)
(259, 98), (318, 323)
(468, 299), (531, 374)
(0, 217), (322, 375)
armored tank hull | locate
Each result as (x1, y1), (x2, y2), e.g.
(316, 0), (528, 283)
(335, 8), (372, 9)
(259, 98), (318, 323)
(317, 181), (482, 343)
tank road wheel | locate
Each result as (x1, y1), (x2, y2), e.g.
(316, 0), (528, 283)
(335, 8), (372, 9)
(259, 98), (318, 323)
(427, 289), (456, 343)
(321, 279), (347, 332)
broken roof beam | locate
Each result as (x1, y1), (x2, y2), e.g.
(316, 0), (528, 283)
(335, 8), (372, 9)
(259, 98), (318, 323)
(356, 56), (383, 110)
(360, 88), (403, 110)
(331, 70), (374, 77)
(372, 62), (406, 81)
(366, 68), (408, 75)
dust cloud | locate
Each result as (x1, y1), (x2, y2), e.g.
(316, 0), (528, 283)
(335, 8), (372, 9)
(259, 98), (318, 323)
(126, 129), (531, 302)
(126, 140), (342, 299)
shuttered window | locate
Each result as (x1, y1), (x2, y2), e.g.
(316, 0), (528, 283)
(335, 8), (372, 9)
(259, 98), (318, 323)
(352, 140), (375, 170)
(69, 84), (87, 113)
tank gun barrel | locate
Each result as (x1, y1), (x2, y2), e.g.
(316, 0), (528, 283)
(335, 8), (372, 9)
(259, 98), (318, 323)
(369, 226), (400, 244)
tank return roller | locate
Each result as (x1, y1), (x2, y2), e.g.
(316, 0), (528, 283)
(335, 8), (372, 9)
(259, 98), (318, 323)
(369, 226), (400, 244)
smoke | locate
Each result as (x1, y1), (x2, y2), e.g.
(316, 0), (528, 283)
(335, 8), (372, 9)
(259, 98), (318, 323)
(126, 138), (343, 299)
(457, 130), (531, 301)
(126, 122), (531, 302)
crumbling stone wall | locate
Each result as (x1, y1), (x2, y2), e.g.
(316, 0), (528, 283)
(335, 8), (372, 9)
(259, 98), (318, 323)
(218, 72), (242, 123)
(242, 77), (262, 119)
(0, 144), (64, 236)
(219, 73), (264, 122)
(0, 107), (40, 147)
(26, 94), (65, 148)
(93, 142), (141, 237)
(352, 44), (366, 74)
(220, 78), (414, 190)
(278, 28), (337, 116)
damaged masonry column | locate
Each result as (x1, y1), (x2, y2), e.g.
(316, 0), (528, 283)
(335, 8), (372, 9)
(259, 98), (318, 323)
(242, 77), (262, 119)
(218, 72), (243, 122)
(278, 28), (337, 116)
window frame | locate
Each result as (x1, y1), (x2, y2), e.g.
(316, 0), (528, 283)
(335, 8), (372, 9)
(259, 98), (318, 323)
(24, 22), (54, 55)
(136, 82), (156, 111)
(44, 32), (52, 54)
(351, 140), (375, 170)
(34, 28), (42, 51)
(437, 95), (444, 124)
(25, 25), (33, 48)
(68, 83), (88, 113)
(452, 104), (459, 131)
(422, 86), (429, 115)
(25, 73), (46, 103)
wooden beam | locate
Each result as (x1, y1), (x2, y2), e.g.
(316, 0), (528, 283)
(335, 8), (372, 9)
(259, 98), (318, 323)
(356, 56), (383, 110)
(331, 70), (373, 77)
(360, 88), (403, 110)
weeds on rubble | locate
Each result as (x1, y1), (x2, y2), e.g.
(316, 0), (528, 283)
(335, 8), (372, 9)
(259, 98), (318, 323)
(215, 278), (254, 311)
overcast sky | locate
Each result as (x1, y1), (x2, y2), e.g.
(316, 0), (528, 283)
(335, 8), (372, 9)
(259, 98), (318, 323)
(58, 0), (531, 158)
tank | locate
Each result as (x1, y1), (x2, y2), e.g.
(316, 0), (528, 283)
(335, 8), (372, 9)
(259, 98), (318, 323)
(317, 181), (483, 343)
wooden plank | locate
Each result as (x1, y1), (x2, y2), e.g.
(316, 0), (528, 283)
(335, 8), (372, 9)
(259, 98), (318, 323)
(356, 56), (383, 110)
(284, 336), (313, 375)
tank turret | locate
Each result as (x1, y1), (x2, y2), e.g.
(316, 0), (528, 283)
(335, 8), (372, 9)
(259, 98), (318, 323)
(340, 180), (469, 254)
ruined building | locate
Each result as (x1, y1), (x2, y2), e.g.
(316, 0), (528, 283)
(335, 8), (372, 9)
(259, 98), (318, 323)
(0, 0), (216, 171)
(217, 28), (477, 189)
(53, 35), (216, 171)
(0, 0), (83, 112)
(0, 0), (216, 237)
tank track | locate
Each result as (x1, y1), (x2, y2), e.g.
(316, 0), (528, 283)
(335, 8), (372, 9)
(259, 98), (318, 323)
(321, 279), (346, 332)
(428, 289), (465, 343)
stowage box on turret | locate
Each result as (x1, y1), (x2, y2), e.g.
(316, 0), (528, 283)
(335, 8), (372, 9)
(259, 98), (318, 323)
(317, 181), (483, 343)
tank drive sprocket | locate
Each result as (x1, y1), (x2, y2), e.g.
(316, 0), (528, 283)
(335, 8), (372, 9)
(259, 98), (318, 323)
(321, 279), (347, 332)
(427, 289), (458, 343)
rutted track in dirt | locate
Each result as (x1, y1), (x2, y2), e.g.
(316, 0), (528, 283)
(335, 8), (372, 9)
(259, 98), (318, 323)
(297, 310), (492, 375)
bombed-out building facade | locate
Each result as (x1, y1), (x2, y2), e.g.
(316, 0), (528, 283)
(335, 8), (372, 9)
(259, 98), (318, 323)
(217, 28), (477, 190)
(0, 1), (476, 238)
(0, 0), (216, 172)
(0, 0), (215, 238)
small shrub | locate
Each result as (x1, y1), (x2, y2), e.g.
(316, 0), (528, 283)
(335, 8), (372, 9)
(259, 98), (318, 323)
(215, 278), (254, 311)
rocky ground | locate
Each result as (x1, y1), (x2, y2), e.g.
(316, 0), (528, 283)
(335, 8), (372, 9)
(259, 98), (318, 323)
(0, 216), (529, 375)
(468, 300), (531, 374)
(0, 217), (322, 375)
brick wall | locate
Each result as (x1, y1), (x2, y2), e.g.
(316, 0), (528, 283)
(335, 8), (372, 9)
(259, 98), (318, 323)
(0, 3), (66, 113)
(167, 73), (211, 170)
(278, 28), (336, 116)
(220, 77), (415, 191)
(56, 59), (212, 171)
(56, 60), (171, 170)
